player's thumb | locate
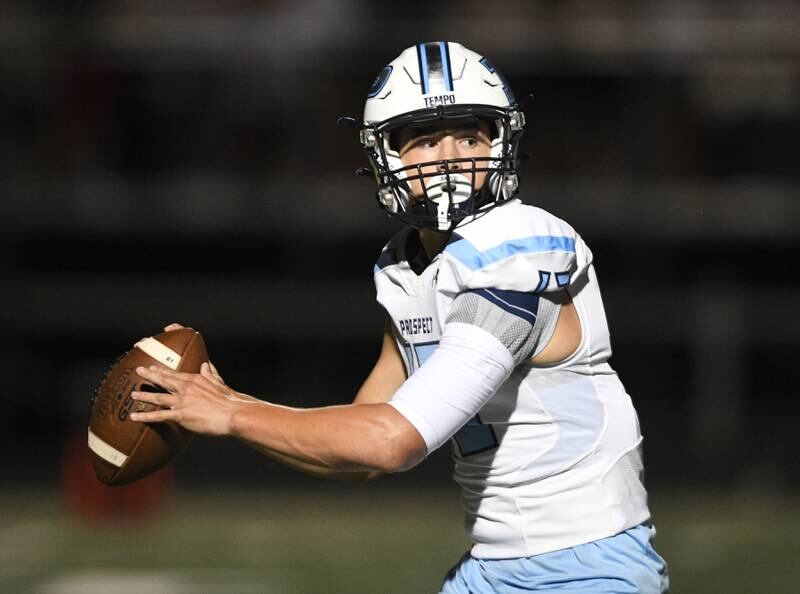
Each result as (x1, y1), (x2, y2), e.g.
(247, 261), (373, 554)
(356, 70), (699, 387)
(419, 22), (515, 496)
(201, 361), (225, 385)
(164, 322), (186, 332)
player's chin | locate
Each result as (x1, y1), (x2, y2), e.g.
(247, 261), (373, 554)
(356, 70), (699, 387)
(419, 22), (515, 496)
(408, 192), (426, 206)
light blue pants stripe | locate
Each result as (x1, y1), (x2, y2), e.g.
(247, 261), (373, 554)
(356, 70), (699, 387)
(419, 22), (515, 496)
(440, 523), (669, 593)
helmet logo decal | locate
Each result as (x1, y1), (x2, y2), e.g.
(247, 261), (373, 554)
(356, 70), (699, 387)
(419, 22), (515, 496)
(479, 56), (515, 104)
(367, 65), (393, 98)
(417, 42), (454, 95)
(424, 94), (456, 108)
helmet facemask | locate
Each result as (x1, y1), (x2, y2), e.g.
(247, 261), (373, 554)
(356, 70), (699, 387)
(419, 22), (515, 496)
(355, 42), (527, 231)
(363, 105), (525, 231)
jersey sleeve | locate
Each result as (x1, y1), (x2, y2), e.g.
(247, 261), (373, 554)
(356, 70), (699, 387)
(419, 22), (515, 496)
(435, 204), (590, 364)
(444, 288), (561, 366)
(388, 322), (515, 453)
(436, 204), (593, 296)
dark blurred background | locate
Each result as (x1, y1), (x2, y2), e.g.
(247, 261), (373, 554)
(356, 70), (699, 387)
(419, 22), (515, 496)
(1, 1), (799, 589)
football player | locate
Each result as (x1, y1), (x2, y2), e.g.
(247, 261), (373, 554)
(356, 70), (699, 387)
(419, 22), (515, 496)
(132, 42), (669, 593)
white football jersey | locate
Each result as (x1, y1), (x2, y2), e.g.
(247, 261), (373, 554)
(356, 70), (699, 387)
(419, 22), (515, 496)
(374, 199), (651, 559)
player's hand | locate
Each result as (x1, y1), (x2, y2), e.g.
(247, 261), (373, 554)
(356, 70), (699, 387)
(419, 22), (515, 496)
(130, 362), (250, 436)
(135, 323), (191, 351)
(160, 324), (223, 382)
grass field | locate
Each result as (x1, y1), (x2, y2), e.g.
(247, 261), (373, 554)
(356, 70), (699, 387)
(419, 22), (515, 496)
(1, 488), (798, 593)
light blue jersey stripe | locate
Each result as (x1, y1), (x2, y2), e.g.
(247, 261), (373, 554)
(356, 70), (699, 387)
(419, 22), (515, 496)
(446, 236), (576, 271)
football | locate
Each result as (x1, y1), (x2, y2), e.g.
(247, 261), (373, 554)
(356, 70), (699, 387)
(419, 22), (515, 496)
(88, 328), (208, 486)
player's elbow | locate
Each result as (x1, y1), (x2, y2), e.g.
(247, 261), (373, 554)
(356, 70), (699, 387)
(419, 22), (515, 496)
(332, 470), (384, 484)
(372, 412), (427, 473)
(374, 439), (424, 473)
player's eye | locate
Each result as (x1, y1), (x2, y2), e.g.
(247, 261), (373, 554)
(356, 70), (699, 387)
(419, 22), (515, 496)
(415, 137), (438, 149)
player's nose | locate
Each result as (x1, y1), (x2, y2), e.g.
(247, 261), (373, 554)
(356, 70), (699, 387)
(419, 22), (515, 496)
(436, 136), (461, 170)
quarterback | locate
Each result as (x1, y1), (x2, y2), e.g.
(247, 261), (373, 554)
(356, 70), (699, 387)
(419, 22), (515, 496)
(132, 42), (669, 593)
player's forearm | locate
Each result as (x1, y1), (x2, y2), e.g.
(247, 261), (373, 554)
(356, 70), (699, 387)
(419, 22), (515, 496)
(227, 399), (423, 473)
(244, 442), (381, 483)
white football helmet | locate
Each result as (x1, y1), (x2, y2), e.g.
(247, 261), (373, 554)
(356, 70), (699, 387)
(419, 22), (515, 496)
(356, 41), (526, 231)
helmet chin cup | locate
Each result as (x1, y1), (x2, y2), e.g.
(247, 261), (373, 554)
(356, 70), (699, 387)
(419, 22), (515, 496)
(423, 173), (473, 231)
(425, 173), (472, 205)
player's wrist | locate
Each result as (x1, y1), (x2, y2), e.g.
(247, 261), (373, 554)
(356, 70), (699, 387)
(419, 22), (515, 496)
(225, 395), (266, 439)
(225, 397), (247, 438)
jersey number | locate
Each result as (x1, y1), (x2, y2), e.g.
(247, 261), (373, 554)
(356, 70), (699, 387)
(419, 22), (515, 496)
(409, 342), (499, 457)
(454, 414), (498, 457)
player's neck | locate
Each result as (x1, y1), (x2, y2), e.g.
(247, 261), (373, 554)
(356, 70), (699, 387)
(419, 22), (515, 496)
(418, 227), (450, 260)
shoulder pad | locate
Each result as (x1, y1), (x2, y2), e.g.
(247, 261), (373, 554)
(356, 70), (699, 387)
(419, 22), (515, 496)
(438, 202), (592, 293)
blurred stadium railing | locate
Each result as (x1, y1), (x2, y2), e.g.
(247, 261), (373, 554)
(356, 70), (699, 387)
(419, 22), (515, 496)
(0, 0), (798, 494)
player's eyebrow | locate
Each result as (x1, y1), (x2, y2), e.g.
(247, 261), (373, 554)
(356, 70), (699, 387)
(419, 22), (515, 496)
(412, 125), (482, 137)
(394, 121), (491, 153)
(403, 126), (485, 146)
(405, 126), (448, 139)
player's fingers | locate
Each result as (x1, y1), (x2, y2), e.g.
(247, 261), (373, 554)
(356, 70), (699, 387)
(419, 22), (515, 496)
(130, 408), (175, 423)
(201, 362), (225, 385)
(200, 362), (215, 382)
(130, 389), (175, 408)
(136, 366), (190, 392)
(164, 322), (186, 332)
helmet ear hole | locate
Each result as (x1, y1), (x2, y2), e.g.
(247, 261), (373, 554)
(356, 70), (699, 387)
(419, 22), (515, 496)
(387, 129), (403, 152)
(480, 117), (502, 141)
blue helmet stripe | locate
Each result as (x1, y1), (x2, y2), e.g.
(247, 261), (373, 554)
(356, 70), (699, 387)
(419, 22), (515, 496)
(417, 43), (430, 95)
(480, 55), (516, 104)
(439, 41), (453, 91)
